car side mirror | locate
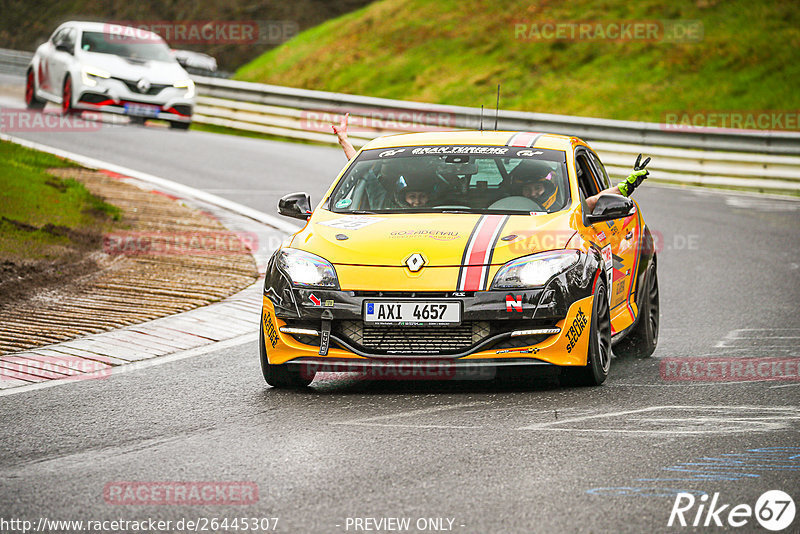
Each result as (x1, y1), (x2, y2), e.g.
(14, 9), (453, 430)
(586, 194), (635, 224)
(278, 192), (312, 220)
(55, 43), (73, 54)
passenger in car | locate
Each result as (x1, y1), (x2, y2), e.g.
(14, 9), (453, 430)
(332, 113), (649, 213)
(507, 160), (560, 210)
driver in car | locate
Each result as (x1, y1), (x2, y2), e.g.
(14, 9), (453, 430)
(508, 160), (560, 210)
(391, 172), (434, 208)
(332, 113), (650, 212)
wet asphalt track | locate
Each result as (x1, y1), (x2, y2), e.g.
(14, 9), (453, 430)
(1, 78), (799, 533)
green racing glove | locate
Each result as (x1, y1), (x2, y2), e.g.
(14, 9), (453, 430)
(617, 154), (651, 197)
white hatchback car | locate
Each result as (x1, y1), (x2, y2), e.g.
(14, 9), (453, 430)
(25, 21), (195, 129)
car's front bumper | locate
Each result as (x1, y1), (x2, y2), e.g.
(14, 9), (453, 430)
(261, 292), (594, 369)
(73, 76), (194, 122)
(261, 243), (601, 369)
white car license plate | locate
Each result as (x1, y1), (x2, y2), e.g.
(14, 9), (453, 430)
(124, 103), (160, 117)
(363, 301), (461, 325)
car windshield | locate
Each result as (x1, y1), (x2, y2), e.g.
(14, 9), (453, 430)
(80, 31), (174, 62)
(329, 145), (570, 214)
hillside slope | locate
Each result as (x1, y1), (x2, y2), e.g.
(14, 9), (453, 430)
(236, 0), (800, 124)
(0, 0), (370, 70)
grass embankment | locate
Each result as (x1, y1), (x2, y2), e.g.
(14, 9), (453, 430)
(236, 0), (800, 124)
(0, 141), (121, 261)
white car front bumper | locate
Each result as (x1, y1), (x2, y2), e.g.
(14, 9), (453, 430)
(72, 74), (194, 122)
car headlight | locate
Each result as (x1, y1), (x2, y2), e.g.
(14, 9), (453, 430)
(277, 249), (339, 289)
(491, 250), (580, 289)
(173, 79), (195, 99)
(81, 66), (111, 87)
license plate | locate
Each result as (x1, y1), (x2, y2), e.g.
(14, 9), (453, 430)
(363, 301), (461, 325)
(124, 103), (160, 117)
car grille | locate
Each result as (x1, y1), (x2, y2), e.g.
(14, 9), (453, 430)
(113, 77), (170, 95)
(337, 320), (490, 355)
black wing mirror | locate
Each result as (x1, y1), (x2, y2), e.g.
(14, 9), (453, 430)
(55, 43), (73, 54)
(586, 194), (635, 224)
(278, 192), (312, 220)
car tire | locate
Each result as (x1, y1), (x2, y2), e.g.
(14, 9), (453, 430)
(61, 75), (76, 115)
(560, 275), (612, 387)
(615, 259), (659, 358)
(169, 121), (191, 130)
(25, 69), (45, 110)
(259, 328), (314, 388)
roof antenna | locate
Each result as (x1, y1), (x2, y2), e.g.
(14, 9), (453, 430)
(480, 105), (484, 132)
(494, 84), (500, 130)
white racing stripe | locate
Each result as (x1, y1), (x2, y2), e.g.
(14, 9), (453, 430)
(457, 216), (488, 291)
(456, 215), (509, 291)
(479, 214), (508, 288)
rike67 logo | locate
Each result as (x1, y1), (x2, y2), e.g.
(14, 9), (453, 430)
(669, 490), (795, 531)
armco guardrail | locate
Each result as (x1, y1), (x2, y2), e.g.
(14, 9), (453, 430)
(1, 49), (798, 191)
(191, 76), (800, 191)
(193, 76), (800, 156)
(0, 48), (33, 76)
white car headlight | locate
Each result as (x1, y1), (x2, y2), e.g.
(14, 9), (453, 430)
(491, 250), (580, 289)
(173, 79), (195, 99)
(80, 66), (110, 87)
(277, 249), (339, 289)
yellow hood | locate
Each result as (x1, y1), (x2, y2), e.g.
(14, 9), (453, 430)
(289, 210), (577, 268)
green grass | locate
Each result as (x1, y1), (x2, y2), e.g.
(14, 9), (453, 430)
(236, 0), (800, 124)
(0, 141), (121, 260)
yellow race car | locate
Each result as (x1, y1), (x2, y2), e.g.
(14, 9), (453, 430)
(261, 131), (659, 387)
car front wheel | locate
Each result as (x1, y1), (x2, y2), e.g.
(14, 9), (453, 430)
(259, 328), (314, 388)
(561, 275), (611, 386)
